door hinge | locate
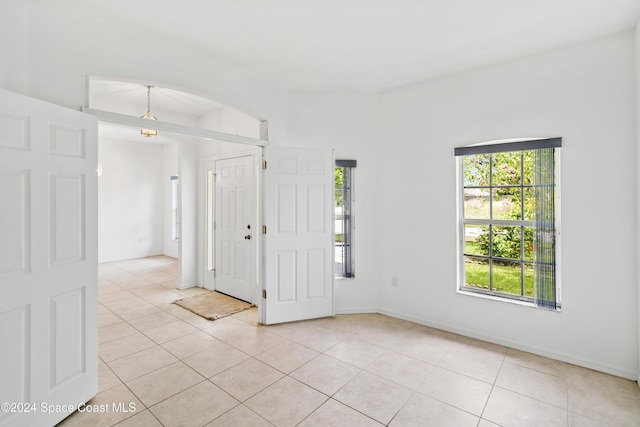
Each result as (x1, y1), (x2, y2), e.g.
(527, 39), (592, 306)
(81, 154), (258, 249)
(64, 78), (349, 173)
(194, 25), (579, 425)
(213, 269), (216, 278)
(262, 160), (267, 170)
(213, 221), (216, 230)
(262, 289), (267, 299)
(262, 225), (267, 234)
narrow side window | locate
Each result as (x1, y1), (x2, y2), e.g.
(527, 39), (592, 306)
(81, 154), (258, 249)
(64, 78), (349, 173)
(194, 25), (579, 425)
(335, 160), (356, 278)
(171, 175), (179, 241)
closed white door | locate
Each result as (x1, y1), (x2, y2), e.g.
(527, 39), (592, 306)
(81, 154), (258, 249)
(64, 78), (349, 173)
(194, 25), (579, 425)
(263, 146), (334, 324)
(214, 156), (253, 302)
(0, 88), (98, 426)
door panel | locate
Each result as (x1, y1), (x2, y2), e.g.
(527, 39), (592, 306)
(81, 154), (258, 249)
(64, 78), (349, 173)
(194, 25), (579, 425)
(263, 147), (334, 324)
(0, 306), (29, 410)
(214, 156), (253, 302)
(0, 88), (98, 427)
(0, 169), (29, 277)
(50, 288), (86, 387)
(50, 174), (85, 264)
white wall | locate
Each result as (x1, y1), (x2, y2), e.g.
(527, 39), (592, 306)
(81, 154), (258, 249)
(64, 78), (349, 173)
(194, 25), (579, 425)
(198, 107), (261, 139)
(0, 0), (28, 92)
(288, 91), (380, 313)
(178, 139), (199, 288)
(98, 139), (165, 262)
(378, 32), (638, 379)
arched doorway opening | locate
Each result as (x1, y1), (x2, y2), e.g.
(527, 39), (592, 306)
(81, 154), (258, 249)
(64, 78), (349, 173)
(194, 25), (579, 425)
(86, 77), (266, 306)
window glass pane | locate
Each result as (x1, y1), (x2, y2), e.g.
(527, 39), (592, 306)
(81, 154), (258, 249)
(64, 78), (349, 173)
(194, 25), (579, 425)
(463, 154), (490, 186)
(464, 224), (489, 256)
(524, 263), (534, 297)
(335, 188), (345, 236)
(335, 187), (345, 276)
(492, 188), (521, 220)
(491, 226), (521, 259)
(522, 150), (533, 185)
(523, 227), (534, 261)
(492, 151), (521, 186)
(523, 187), (534, 221)
(464, 256), (489, 290)
(492, 260), (522, 296)
(335, 165), (354, 278)
(335, 244), (344, 276)
(172, 177), (179, 241)
(205, 173), (213, 269)
(464, 188), (490, 219)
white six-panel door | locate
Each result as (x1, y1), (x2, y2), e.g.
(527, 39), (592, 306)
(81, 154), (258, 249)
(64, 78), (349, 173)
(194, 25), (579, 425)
(263, 147), (334, 324)
(214, 156), (254, 302)
(0, 89), (98, 427)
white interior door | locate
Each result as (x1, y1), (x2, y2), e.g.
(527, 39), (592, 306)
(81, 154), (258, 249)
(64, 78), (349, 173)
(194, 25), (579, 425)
(214, 155), (253, 302)
(0, 88), (98, 426)
(263, 146), (334, 324)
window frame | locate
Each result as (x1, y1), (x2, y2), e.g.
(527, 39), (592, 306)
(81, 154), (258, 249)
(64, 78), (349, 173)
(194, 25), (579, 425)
(335, 160), (356, 278)
(171, 175), (179, 241)
(455, 139), (562, 309)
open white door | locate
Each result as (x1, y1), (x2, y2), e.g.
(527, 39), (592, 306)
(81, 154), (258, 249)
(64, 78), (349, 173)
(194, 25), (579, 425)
(0, 89), (98, 427)
(263, 146), (334, 324)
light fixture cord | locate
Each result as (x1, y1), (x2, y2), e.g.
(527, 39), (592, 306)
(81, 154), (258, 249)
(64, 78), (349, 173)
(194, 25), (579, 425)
(146, 85), (152, 114)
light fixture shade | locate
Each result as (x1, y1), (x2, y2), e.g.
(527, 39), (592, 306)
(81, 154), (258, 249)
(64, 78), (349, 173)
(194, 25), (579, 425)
(141, 85), (158, 137)
(140, 111), (157, 137)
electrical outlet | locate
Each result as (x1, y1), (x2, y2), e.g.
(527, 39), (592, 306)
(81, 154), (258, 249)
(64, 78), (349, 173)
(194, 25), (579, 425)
(391, 277), (399, 287)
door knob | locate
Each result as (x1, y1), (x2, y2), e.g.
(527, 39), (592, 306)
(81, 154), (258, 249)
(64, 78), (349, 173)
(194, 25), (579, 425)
(244, 234), (251, 240)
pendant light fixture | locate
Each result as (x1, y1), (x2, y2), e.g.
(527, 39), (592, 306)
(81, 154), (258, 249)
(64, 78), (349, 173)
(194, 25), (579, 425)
(140, 85), (157, 137)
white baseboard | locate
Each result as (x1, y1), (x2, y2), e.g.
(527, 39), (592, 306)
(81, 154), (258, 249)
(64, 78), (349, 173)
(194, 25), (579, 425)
(335, 306), (379, 315)
(176, 282), (197, 290)
(377, 308), (638, 381)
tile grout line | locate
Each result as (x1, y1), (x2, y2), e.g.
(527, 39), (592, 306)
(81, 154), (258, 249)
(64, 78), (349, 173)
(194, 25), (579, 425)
(476, 348), (507, 425)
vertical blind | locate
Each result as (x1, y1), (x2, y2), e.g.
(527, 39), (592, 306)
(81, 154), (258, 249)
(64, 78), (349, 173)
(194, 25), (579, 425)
(533, 147), (557, 309)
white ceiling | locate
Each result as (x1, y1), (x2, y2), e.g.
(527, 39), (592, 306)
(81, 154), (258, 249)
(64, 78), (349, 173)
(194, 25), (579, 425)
(72, 0), (639, 92)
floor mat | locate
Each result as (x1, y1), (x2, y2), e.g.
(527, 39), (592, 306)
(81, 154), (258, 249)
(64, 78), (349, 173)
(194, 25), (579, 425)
(173, 291), (253, 320)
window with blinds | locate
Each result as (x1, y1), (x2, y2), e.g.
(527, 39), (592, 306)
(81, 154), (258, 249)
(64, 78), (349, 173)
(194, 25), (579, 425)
(455, 138), (561, 309)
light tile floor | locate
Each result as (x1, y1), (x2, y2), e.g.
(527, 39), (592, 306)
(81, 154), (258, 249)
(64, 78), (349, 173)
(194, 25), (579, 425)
(58, 256), (640, 427)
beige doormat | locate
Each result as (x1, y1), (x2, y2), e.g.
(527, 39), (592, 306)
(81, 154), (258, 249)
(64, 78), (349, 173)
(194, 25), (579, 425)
(173, 291), (253, 320)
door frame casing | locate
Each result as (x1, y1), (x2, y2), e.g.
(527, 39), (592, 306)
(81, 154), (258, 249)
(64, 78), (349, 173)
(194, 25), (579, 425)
(201, 150), (262, 306)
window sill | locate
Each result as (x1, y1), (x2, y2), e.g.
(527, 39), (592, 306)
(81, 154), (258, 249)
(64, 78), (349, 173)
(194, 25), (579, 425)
(457, 288), (562, 312)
